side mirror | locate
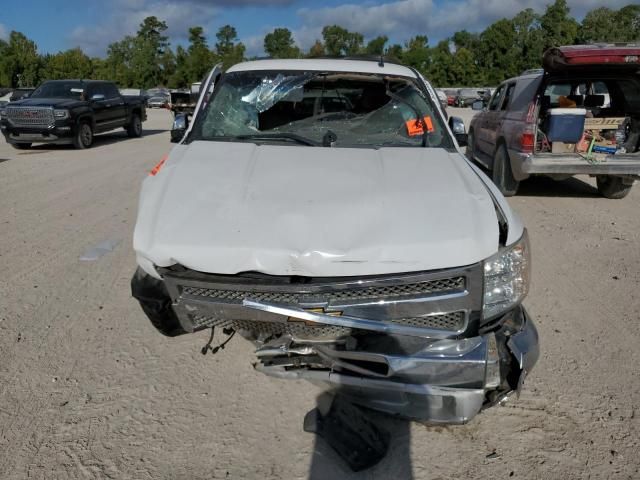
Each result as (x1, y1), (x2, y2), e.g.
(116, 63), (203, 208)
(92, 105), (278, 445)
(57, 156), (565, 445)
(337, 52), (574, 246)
(449, 116), (466, 134)
(471, 100), (484, 111)
(170, 113), (188, 143)
(448, 116), (467, 146)
(90, 94), (105, 102)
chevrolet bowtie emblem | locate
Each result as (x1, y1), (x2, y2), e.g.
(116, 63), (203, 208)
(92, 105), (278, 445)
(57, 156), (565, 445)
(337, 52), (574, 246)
(287, 308), (343, 327)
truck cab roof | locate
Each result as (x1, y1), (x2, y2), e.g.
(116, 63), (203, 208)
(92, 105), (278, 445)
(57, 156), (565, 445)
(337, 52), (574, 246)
(226, 58), (418, 78)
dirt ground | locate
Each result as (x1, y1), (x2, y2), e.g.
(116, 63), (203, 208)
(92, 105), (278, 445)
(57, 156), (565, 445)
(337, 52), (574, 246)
(0, 108), (638, 479)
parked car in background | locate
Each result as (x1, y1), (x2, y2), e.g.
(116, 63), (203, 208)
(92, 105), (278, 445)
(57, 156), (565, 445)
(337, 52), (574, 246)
(1, 79), (146, 149)
(443, 88), (458, 106)
(0, 91), (11, 110)
(467, 44), (640, 198)
(120, 88), (148, 99)
(9, 88), (35, 101)
(169, 82), (202, 117)
(455, 88), (485, 107)
(435, 88), (448, 111)
(147, 96), (169, 108)
(146, 87), (170, 100)
(132, 58), (539, 425)
(0, 88), (35, 109)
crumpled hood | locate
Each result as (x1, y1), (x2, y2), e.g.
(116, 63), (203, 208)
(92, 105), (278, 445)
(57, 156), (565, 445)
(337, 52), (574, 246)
(134, 141), (500, 277)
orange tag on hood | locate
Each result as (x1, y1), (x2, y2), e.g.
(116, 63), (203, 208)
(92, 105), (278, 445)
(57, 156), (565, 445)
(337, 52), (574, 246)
(406, 116), (434, 136)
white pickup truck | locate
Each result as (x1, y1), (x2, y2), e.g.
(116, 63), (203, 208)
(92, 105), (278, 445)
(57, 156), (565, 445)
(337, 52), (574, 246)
(131, 58), (539, 424)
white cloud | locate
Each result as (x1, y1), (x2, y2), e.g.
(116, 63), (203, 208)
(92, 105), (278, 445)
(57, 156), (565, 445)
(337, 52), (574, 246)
(288, 0), (631, 52)
(65, 0), (633, 58)
(0, 23), (8, 41)
(298, 0), (434, 40)
(67, 0), (220, 56)
(67, 0), (297, 56)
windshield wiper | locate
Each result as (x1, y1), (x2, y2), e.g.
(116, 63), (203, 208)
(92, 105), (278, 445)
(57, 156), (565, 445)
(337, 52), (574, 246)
(385, 83), (429, 147)
(233, 133), (319, 146)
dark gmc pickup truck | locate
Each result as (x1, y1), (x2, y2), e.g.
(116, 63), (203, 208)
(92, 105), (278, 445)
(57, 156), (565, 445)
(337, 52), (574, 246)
(0, 79), (146, 149)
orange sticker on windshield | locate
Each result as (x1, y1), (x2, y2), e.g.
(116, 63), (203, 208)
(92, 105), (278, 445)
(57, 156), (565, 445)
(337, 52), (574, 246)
(405, 116), (434, 136)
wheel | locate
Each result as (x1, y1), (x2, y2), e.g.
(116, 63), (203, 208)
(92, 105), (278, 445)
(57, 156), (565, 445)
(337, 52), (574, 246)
(466, 129), (476, 161)
(11, 143), (32, 150)
(126, 113), (143, 138)
(596, 176), (633, 199)
(73, 122), (93, 149)
(492, 144), (520, 196)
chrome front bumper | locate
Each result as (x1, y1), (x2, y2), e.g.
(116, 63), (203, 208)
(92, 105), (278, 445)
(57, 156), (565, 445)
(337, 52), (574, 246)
(257, 306), (538, 423)
(135, 266), (539, 424)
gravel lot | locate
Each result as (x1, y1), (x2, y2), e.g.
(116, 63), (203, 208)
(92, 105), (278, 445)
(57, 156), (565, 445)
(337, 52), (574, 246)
(0, 108), (638, 479)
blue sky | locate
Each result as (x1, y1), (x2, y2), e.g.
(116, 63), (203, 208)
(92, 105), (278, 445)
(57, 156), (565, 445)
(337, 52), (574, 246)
(0, 0), (628, 57)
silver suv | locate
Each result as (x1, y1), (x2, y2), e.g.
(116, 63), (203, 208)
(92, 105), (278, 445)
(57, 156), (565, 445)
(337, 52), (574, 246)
(468, 44), (640, 198)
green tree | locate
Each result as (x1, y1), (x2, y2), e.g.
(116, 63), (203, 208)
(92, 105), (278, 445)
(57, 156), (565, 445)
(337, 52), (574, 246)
(0, 31), (41, 87)
(170, 45), (189, 88)
(183, 26), (213, 82)
(365, 35), (388, 55)
(477, 19), (519, 84)
(41, 48), (93, 80)
(322, 25), (363, 56)
(130, 16), (171, 87)
(540, 0), (579, 50)
(385, 43), (404, 61)
(425, 40), (452, 86)
(215, 25), (245, 70)
(264, 28), (300, 58)
(579, 6), (640, 43)
(403, 35), (430, 72)
(511, 8), (543, 73)
(451, 30), (479, 52)
(308, 40), (325, 57)
(103, 36), (136, 86)
(449, 47), (484, 86)
(615, 5), (640, 41)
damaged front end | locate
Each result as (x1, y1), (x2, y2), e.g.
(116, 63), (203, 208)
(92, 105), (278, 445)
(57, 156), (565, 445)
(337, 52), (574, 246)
(132, 233), (539, 423)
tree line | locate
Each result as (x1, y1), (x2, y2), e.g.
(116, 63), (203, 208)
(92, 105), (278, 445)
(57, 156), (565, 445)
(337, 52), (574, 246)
(0, 0), (638, 90)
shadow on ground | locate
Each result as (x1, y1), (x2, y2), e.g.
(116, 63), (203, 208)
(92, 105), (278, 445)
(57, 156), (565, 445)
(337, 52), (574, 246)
(307, 403), (414, 480)
(516, 176), (600, 198)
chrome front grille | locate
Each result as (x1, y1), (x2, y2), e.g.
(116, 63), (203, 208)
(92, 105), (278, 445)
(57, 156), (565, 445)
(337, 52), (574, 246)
(189, 311), (464, 337)
(183, 286), (302, 304)
(391, 312), (465, 330)
(6, 107), (54, 126)
(163, 265), (482, 339)
(181, 276), (465, 305)
(190, 314), (355, 338)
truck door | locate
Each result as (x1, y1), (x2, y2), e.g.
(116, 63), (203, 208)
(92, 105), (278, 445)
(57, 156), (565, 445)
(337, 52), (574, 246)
(86, 83), (109, 131)
(477, 83), (506, 157)
(103, 83), (127, 127)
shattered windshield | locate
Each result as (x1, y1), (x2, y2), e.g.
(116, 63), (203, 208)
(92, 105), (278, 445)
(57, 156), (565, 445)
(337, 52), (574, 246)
(191, 70), (452, 149)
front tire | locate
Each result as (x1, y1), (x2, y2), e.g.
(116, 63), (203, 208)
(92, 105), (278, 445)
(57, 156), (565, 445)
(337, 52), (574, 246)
(126, 113), (143, 138)
(492, 144), (520, 196)
(596, 176), (633, 199)
(11, 143), (32, 150)
(73, 122), (93, 149)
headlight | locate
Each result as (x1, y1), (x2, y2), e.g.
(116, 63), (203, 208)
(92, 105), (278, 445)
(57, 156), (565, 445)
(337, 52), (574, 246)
(53, 109), (69, 119)
(483, 230), (530, 320)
